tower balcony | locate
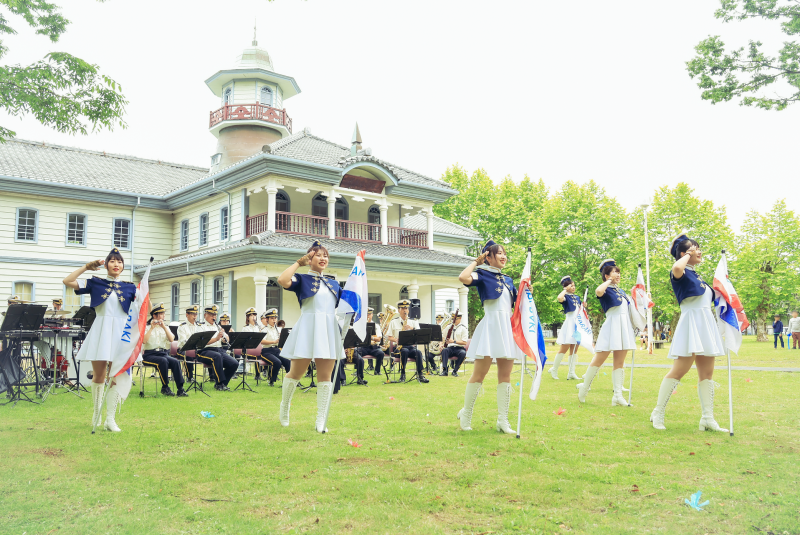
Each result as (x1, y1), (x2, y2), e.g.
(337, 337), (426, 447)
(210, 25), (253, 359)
(209, 103), (292, 136)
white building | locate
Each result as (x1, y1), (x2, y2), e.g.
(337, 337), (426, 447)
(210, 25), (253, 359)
(0, 37), (481, 328)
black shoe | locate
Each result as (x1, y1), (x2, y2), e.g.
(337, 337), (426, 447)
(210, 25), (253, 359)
(374, 369), (382, 376)
(399, 373), (406, 382)
(440, 370), (449, 376)
(268, 381), (275, 387)
(176, 388), (188, 397)
(215, 383), (230, 391)
(367, 364), (374, 371)
(255, 373), (261, 381)
(357, 378), (368, 385)
(418, 374), (429, 384)
(161, 386), (176, 396)
(452, 370), (460, 377)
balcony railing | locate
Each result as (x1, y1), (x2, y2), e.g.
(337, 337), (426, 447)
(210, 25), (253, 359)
(246, 211), (428, 248)
(209, 103), (292, 133)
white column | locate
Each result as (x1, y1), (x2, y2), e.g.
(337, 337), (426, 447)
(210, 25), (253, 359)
(426, 209), (434, 250)
(327, 193), (336, 240)
(407, 282), (419, 300)
(254, 275), (269, 314)
(379, 204), (388, 245)
(267, 187), (277, 232)
(458, 286), (469, 327)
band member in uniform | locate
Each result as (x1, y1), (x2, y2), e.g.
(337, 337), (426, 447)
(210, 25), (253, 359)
(549, 276), (583, 380)
(177, 305), (201, 378)
(457, 240), (523, 434)
(219, 313), (233, 352)
(142, 303), (187, 397)
(52, 298), (63, 311)
(360, 307), (385, 376)
(429, 313), (445, 370)
(196, 305), (237, 391)
(577, 259), (636, 406)
(651, 234), (728, 431)
(241, 307), (268, 381)
(259, 308), (288, 386)
(387, 300), (429, 384)
(63, 248), (137, 432)
(277, 240), (345, 433)
(440, 312), (468, 376)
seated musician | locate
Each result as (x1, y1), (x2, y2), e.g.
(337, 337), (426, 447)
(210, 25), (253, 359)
(196, 305), (238, 391)
(259, 309), (288, 386)
(426, 313), (445, 373)
(341, 315), (368, 386)
(440, 312), (468, 377)
(178, 305), (201, 379)
(52, 298), (63, 311)
(142, 303), (187, 397)
(359, 307), (384, 377)
(387, 300), (429, 384)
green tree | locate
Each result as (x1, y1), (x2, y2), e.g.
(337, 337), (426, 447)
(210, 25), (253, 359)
(628, 184), (734, 335)
(732, 200), (800, 341)
(687, 0), (800, 110)
(0, 0), (127, 141)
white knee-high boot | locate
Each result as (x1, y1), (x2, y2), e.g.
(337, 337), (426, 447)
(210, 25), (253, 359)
(279, 377), (299, 427)
(91, 382), (104, 431)
(566, 351), (581, 380)
(458, 382), (482, 431)
(104, 385), (123, 432)
(698, 379), (728, 432)
(611, 368), (629, 406)
(315, 381), (333, 433)
(549, 352), (565, 379)
(619, 367), (629, 392)
(577, 366), (599, 403)
(496, 383), (516, 434)
(650, 377), (679, 430)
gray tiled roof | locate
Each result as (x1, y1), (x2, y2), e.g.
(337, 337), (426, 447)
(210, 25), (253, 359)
(0, 139), (209, 196)
(404, 213), (481, 239)
(267, 130), (456, 192)
(145, 231), (472, 269)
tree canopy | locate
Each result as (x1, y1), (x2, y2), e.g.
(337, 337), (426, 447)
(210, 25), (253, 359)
(0, 0), (127, 141)
(687, 0), (800, 110)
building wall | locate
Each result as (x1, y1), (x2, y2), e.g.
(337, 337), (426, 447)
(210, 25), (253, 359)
(432, 240), (466, 256)
(172, 190), (238, 255)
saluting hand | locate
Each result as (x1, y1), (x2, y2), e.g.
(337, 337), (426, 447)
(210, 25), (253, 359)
(297, 250), (316, 267)
(85, 259), (104, 271)
(474, 251), (489, 265)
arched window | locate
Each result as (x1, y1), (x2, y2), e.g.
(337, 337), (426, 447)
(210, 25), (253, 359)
(368, 205), (381, 224)
(223, 87), (232, 105)
(276, 190), (290, 212)
(312, 194), (348, 220)
(399, 286), (409, 301)
(260, 86), (273, 107)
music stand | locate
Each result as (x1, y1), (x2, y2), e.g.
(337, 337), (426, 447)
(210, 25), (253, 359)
(396, 328), (432, 383)
(221, 325), (232, 334)
(169, 325), (179, 338)
(229, 332), (264, 393)
(342, 324), (376, 386)
(0, 304), (48, 405)
(419, 323), (443, 373)
(71, 306), (96, 330)
(179, 331), (216, 397)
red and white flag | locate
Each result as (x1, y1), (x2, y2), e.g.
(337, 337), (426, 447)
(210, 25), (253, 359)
(511, 250), (548, 400)
(110, 263), (151, 378)
(633, 265), (653, 318)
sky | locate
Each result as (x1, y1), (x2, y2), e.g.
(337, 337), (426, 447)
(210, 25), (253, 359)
(1, 0), (796, 231)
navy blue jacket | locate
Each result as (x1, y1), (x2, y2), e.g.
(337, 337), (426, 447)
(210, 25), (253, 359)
(561, 294), (581, 314)
(597, 286), (630, 314)
(670, 267), (715, 306)
(74, 276), (137, 314)
(466, 268), (517, 307)
(285, 273), (342, 308)
(773, 321), (783, 334)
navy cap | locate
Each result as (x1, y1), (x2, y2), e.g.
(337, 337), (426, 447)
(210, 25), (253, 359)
(598, 259), (616, 274)
(669, 232), (690, 258)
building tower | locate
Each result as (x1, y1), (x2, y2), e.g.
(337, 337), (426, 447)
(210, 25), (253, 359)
(205, 28), (301, 170)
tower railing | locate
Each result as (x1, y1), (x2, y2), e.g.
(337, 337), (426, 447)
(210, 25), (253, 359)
(209, 103), (292, 133)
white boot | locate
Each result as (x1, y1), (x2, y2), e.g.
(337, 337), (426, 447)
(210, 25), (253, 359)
(619, 367), (629, 392)
(315, 381), (333, 433)
(566, 351), (582, 380)
(650, 377), (679, 430)
(90, 382), (104, 431)
(457, 382), (481, 431)
(104, 385), (123, 433)
(698, 379), (729, 433)
(577, 366), (599, 403)
(611, 368), (629, 407)
(279, 377), (299, 427)
(496, 383), (516, 434)
(549, 352), (565, 379)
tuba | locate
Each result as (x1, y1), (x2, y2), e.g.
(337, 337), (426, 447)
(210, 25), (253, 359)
(431, 314), (452, 355)
(380, 304), (397, 351)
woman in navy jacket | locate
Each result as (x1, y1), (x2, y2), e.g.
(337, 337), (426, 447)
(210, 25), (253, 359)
(650, 233), (727, 432)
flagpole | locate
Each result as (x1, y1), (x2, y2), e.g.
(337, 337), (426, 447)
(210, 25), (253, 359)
(627, 349), (634, 406)
(516, 247), (532, 439)
(92, 363), (112, 434)
(726, 348), (734, 436)
(640, 201), (653, 354)
(322, 314), (351, 434)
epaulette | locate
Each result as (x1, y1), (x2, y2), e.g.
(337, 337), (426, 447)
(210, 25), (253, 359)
(180, 322), (187, 325)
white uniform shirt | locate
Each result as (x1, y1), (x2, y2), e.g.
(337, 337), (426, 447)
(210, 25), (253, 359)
(177, 321), (201, 344)
(447, 323), (469, 348)
(371, 323), (382, 346)
(260, 324), (280, 347)
(197, 320), (225, 348)
(144, 323), (171, 350)
(241, 324), (260, 333)
(387, 317), (420, 341)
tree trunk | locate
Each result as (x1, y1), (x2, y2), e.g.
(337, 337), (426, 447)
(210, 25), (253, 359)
(755, 311), (769, 342)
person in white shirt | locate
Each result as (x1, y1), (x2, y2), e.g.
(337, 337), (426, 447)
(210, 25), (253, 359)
(195, 305), (237, 391)
(387, 300), (429, 384)
(178, 305), (202, 381)
(142, 303), (187, 397)
(259, 309), (287, 386)
(789, 311), (800, 350)
(440, 312), (468, 376)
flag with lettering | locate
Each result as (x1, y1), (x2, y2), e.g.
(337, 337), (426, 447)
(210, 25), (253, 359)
(110, 263), (150, 378)
(572, 289), (595, 354)
(511, 250), (548, 400)
(336, 250), (368, 341)
(713, 252), (748, 353)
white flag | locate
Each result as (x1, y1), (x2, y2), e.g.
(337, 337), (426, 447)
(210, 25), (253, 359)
(336, 250), (368, 341)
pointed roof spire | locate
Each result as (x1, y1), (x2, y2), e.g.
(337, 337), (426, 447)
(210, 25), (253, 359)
(350, 122), (363, 156)
(252, 19), (258, 46)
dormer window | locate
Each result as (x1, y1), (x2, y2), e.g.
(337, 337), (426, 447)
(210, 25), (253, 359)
(260, 86), (273, 107)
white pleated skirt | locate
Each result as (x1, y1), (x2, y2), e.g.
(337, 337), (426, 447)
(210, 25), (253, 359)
(466, 288), (525, 362)
(594, 305), (636, 352)
(556, 311), (579, 345)
(76, 295), (129, 363)
(281, 290), (345, 361)
(668, 289), (725, 359)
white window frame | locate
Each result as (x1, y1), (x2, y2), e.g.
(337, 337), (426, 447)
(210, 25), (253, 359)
(199, 213), (209, 247)
(213, 276), (224, 311)
(446, 300), (455, 313)
(265, 277), (282, 317)
(65, 213), (87, 247)
(260, 86), (273, 106)
(275, 190), (290, 212)
(171, 283), (180, 322)
(15, 207), (39, 243)
(63, 285), (84, 312)
(180, 219), (189, 251)
(190, 279), (201, 305)
(112, 218), (132, 250)
(12, 281), (35, 302)
(220, 206), (229, 241)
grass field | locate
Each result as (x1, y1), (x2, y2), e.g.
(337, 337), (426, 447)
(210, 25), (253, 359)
(1, 337), (798, 535)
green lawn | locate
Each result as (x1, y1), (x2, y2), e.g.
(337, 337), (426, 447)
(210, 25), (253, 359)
(1, 337), (798, 535)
